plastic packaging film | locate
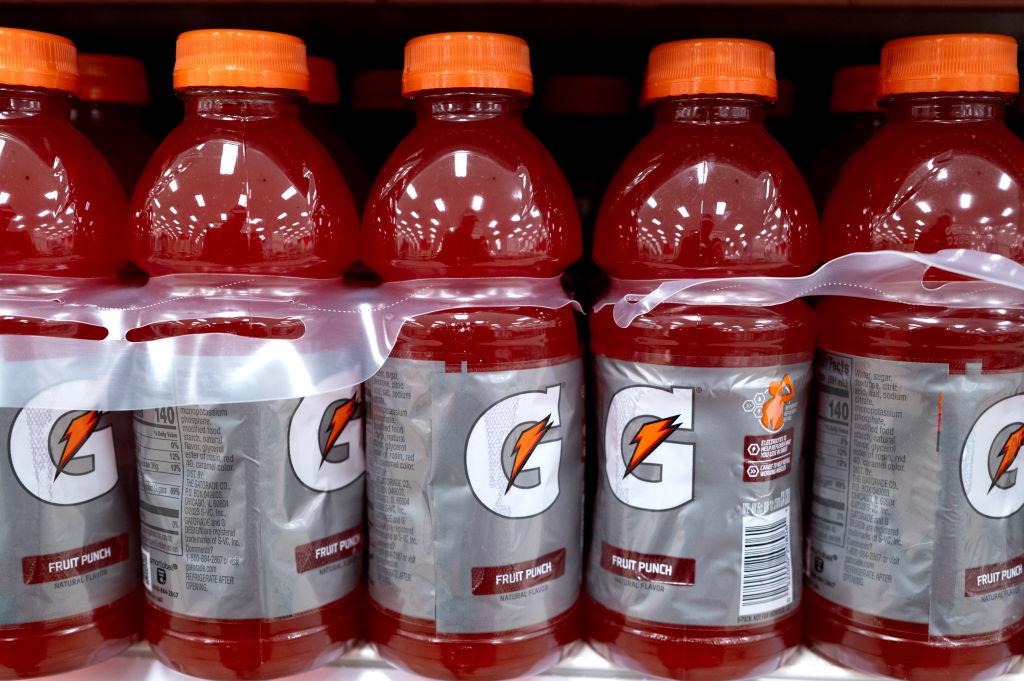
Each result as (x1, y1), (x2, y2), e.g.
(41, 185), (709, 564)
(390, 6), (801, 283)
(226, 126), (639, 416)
(599, 249), (1024, 326)
(2, 248), (1024, 410)
(0, 276), (577, 410)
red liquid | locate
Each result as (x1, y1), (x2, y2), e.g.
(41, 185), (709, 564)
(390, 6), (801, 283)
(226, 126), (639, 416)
(145, 592), (363, 681)
(130, 87), (361, 680)
(131, 89), (358, 277)
(588, 95), (819, 680)
(0, 85), (137, 679)
(72, 101), (157, 193)
(808, 93), (1024, 681)
(0, 87), (126, 276)
(0, 593), (141, 679)
(362, 89), (581, 680)
(593, 96), (818, 280)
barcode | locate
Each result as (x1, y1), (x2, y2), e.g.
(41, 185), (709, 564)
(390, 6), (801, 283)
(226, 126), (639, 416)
(739, 506), (792, 617)
(142, 548), (152, 591)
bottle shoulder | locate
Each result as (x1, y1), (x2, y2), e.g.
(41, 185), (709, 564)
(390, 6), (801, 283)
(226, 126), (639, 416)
(0, 116), (126, 275)
(129, 115), (359, 276)
(593, 122), (820, 279)
(136, 115), (352, 191)
(824, 121), (1024, 260)
(362, 118), (581, 280)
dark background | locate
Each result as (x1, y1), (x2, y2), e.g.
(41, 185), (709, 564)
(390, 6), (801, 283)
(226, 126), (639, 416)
(9, 1), (1024, 138)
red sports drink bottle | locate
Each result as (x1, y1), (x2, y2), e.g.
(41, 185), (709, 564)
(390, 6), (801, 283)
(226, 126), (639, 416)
(129, 29), (363, 680)
(587, 38), (819, 681)
(807, 33), (1024, 681)
(72, 54), (157, 193)
(362, 32), (584, 681)
(0, 28), (139, 679)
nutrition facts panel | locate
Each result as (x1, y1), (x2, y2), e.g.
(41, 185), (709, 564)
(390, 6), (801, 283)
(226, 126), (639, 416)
(811, 353), (852, 549)
(135, 408), (185, 557)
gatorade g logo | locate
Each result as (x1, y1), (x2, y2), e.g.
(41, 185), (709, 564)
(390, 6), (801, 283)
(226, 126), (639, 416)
(9, 383), (118, 506)
(743, 374), (796, 433)
(961, 394), (1024, 518)
(466, 385), (563, 518)
(605, 385), (694, 511)
(289, 388), (365, 492)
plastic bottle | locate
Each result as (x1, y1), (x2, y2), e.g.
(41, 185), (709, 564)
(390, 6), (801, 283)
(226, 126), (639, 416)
(129, 29), (363, 680)
(0, 28), (139, 679)
(587, 39), (819, 681)
(807, 33), (1024, 681)
(808, 65), (883, 210)
(302, 56), (369, 208)
(71, 54), (157, 193)
(348, 69), (412, 177)
(362, 32), (583, 681)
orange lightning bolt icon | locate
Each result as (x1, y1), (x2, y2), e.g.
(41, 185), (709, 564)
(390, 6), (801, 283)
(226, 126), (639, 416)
(990, 424), (1024, 492)
(55, 410), (102, 481)
(625, 415), (681, 479)
(507, 415), (553, 493)
(322, 399), (358, 468)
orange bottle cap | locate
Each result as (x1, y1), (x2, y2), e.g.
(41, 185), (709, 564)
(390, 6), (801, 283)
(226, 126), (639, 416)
(78, 54), (149, 105)
(352, 69), (404, 110)
(0, 27), (78, 94)
(643, 38), (776, 104)
(174, 29), (308, 92)
(307, 56), (340, 105)
(830, 65), (881, 113)
(543, 74), (631, 116)
(403, 32), (532, 96)
(879, 34), (1018, 96)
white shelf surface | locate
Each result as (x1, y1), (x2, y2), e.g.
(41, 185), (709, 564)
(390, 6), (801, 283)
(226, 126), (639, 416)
(31, 644), (1024, 681)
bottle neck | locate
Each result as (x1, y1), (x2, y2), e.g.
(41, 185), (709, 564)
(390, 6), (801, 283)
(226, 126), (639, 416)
(884, 93), (1008, 123)
(412, 89), (526, 122)
(0, 85), (71, 120)
(652, 95), (769, 125)
(181, 87), (302, 120)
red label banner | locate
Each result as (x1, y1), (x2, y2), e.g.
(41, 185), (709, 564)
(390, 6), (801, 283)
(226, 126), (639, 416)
(600, 542), (695, 585)
(471, 548), (566, 595)
(965, 554), (1024, 597)
(22, 533), (130, 585)
(294, 525), (363, 574)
